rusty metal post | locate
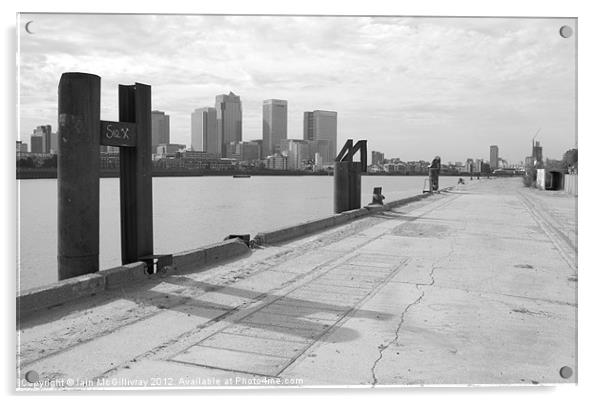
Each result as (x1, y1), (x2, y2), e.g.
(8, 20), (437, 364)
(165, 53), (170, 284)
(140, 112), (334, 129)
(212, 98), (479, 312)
(57, 72), (101, 280)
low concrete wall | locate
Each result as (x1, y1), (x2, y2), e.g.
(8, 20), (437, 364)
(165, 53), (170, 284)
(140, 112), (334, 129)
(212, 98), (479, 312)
(173, 239), (250, 272)
(254, 188), (450, 245)
(563, 174), (578, 196)
(17, 239), (250, 317)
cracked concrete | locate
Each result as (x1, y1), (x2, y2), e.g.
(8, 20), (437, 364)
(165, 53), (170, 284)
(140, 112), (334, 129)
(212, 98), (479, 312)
(17, 178), (576, 389)
(369, 237), (456, 386)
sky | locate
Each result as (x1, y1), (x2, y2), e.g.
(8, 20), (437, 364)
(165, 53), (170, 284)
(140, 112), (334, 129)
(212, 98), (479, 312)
(18, 14), (576, 164)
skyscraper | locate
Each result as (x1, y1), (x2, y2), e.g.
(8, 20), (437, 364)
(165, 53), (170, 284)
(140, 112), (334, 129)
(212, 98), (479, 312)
(30, 135), (43, 153)
(216, 92), (242, 157)
(303, 110), (337, 163)
(372, 151), (385, 165)
(532, 141), (543, 168)
(151, 111), (170, 149)
(32, 125), (52, 153)
(262, 99), (288, 157)
(191, 107), (219, 155)
(490, 145), (499, 170)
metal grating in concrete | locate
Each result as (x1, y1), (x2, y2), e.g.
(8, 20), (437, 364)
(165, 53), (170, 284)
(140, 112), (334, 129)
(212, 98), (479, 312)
(169, 253), (409, 377)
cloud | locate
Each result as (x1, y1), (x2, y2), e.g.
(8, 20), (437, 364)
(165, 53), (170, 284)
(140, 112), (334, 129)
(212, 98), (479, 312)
(18, 14), (576, 162)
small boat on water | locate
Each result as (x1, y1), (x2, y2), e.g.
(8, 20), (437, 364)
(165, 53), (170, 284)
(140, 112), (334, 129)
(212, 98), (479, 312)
(233, 174), (251, 178)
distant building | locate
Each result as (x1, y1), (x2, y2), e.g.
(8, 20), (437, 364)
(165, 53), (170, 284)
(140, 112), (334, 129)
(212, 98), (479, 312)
(151, 111), (170, 149)
(465, 158), (474, 173)
(250, 139), (264, 159)
(525, 156), (534, 168)
(216, 92), (242, 157)
(532, 141), (543, 168)
(314, 153), (324, 171)
(191, 107), (219, 155)
(262, 99), (287, 157)
(240, 141), (261, 161)
(30, 134), (43, 153)
(372, 151), (385, 165)
(156, 143), (186, 158)
(490, 145), (499, 170)
(224, 141), (262, 161)
(367, 164), (384, 173)
(50, 132), (58, 154)
(30, 125), (52, 154)
(384, 163), (406, 174)
(307, 140), (330, 165)
(481, 162), (491, 174)
(225, 141), (240, 160)
(179, 150), (219, 160)
(265, 153), (288, 170)
(303, 110), (337, 163)
(16, 141), (28, 153)
(281, 139), (310, 170)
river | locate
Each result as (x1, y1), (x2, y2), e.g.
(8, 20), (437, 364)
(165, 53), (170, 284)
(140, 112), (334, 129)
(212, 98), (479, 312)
(17, 175), (459, 290)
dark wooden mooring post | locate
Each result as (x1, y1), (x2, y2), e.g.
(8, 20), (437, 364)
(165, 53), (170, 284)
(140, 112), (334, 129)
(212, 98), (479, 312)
(57, 73), (101, 280)
(334, 139), (367, 214)
(119, 83), (154, 265)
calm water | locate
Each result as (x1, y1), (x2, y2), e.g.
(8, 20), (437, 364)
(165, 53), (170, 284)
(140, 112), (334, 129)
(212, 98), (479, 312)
(17, 175), (457, 290)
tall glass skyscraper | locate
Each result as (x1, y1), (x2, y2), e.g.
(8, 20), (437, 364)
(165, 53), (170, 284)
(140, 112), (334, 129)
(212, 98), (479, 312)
(262, 99), (288, 157)
(303, 110), (337, 163)
(151, 110), (170, 149)
(216, 92), (242, 158)
(490, 145), (499, 170)
(191, 107), (218, 155)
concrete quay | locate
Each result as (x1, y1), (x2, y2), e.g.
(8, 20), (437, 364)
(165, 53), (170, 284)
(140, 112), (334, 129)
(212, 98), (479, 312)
(17, 178), (577, 388)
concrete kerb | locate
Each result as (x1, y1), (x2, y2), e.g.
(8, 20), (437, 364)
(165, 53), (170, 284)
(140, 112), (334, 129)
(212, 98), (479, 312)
(253, 187), (455, 246)
(17, 272), (106, 318)
(17, 239), (250, 317)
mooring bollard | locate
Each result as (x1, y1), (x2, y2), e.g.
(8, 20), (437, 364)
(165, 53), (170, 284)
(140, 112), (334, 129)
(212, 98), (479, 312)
(57, 73), (101, 280)
(334, 139), (367, 213)
(371, 187), (385, 205)
(334, 161), (363, 213)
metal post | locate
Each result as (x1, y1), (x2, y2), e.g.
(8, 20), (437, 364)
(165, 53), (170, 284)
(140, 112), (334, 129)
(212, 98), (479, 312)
(134, 83), (154, 260)
(118, 85), (137, 264)
(118, 83), (153, 264)
(57, 72), (101, 280)
(334, 161), (362, 213)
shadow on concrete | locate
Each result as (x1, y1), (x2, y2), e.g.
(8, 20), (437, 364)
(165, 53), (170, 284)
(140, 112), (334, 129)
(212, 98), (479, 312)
(152, 276), (391, 344)
(19, 267), (395, 366)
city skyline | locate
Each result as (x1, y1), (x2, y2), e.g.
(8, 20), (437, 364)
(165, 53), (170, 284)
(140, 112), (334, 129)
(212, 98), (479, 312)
(18, 15), (576, 163)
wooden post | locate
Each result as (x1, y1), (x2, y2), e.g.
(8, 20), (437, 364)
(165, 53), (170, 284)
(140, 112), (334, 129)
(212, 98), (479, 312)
(334, 161), (362, 213)
(57, 72), (101, 280)
(118, 83), (153, 264)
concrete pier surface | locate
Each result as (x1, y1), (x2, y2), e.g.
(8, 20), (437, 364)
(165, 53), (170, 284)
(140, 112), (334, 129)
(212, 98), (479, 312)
(17, 178), (577, 389)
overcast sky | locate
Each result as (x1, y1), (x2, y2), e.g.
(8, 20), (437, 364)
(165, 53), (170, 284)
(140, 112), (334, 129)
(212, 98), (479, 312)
(18, 14), (576, 163)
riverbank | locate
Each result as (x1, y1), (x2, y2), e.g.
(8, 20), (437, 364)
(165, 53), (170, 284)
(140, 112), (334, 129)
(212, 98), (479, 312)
(17, 178), (577, 388)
